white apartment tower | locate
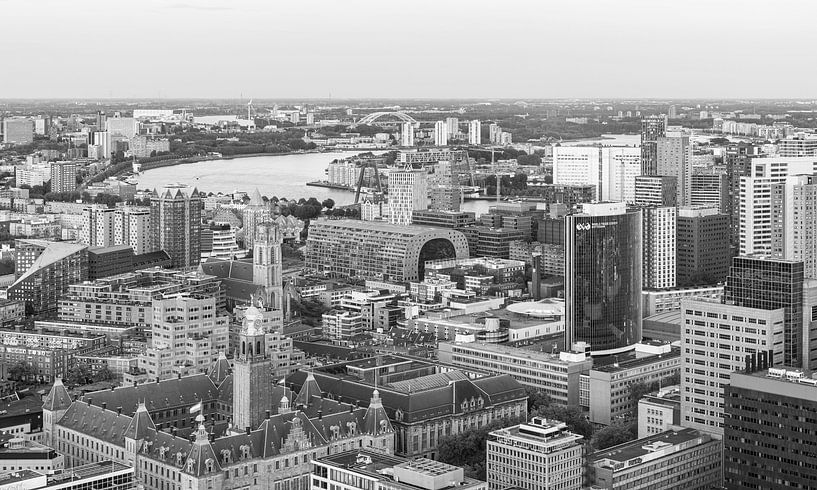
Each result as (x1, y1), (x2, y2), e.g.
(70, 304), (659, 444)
(446, 117), (459, 138)
(400, 122), (414, 147)
(468, 120), (481, 145)
(739, 156), (817, 256)
(680, 298), (784, 436)
(642, 206), (677, 289)
(771, 174), (817, 277)
(113, 207), (153, 255)
(81, 207), (115, 247)
(552, 145), (641, 202)
(387, 169), (428, 226)
(434, 121), (448, 146)
(657, 130), (693, 205)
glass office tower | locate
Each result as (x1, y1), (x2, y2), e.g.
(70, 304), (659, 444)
(566, 203), (642, 355)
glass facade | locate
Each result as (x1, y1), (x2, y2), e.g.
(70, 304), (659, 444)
(566, 209), (642, 354)
(724, 256), (804, 367)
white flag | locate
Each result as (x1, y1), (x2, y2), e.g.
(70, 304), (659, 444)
(189, 402), (202, 414)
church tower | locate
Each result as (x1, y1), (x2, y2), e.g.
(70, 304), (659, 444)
(253, 222), (283, 310)
(232, 306), (272, 433)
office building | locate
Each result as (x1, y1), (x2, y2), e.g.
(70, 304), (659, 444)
(312, 450), (487, 490)
(725, 256), (805, 367)
(638, 387), (681, 438)
(642, 285), (724, 316)
(306, 219), (468, 283)
(388, 169), (428, 226)
(468, 119), (481, 145)
(565, 203), (642, 355)
(587, 428), (721, 489)
(675, 207), (731, 286)
(15, 163), (51, 187)
(87, 245), (170, 280)
(433, 121), (448, 146)
(242, 188), (271, 249)
(8, 240), (88, 315)
(771, 174), (817, 277)
(527, 183), (596, 207)
(634, 175), (677, 207)
(640, 115), (666, 175)
(411, 210), (476, 229)
(641, 206), (676, 289)
(690, 172), (728, 213)
(588, 343), (681, 425)
(2, 118), (34, 144)
(472, 227), (525, 259)
(680, 298), (784, 435)
(724, 367), (817, 489)
(398, 149), (467, 166)
(437, 341), (592, 406)
(49, 161), (78, 194)
(552, 146), (640, 202)
(739, 156), (817, 255)
(657, 130), (693, 205)
(0, 461), (135, 490)
(486, 417), (583, 490)
(0, 437), (64, 474)
(150, 184), (202, 268)
(428, 161), (459, 212)
(400, 121), (414, 146)
(724, 143), (756, 248)
(777, 134), (817, 157)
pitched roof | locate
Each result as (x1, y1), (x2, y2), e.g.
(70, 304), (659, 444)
(82, 374), (220, 416)
(207, 352), (232, 385)
(249, 188), (265, 207)
(294, 371), (322, 407)
(42, 378), (72, 412)
(58, 402), (132, 447)
(124, 402), (156, 440)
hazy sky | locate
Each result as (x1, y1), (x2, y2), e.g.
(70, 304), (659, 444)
(1, 0), (815, 99)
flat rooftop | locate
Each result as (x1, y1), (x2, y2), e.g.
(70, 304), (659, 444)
(590, 428), (710, 466)
(592, 347), (680, 373)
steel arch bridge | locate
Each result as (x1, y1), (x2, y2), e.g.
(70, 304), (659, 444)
(356, 111), (418, 125)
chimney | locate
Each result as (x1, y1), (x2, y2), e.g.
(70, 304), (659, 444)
(117, 406), (122, 415)
(178, 373), (182, 379)
(101, 402), (107, 411)
(155, 376), (160, 384)
(110, 385), (115, 392)
(245, 427), (251, 436)
(87, 398), (92, 407)
(133, 381), (137, 387)
(265, 410), (271, 420)
(318, 410), (322, 420)
(349, 404), (354, 413)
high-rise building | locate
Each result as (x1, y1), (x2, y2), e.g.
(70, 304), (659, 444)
(777, 134), (817, 157)
(242, 188), (271, 249)
(675, 206), (730, 286)
(724, 143), (756, 249)
(657, 130), (693, 205)
(690, 172), (728, 213)
(429, 161), (459, 212)
(640, 115), (666, 175)
(400, 121), (414, 146)
(433, 121), (448, 146)
(552, 146), (640, 202)
(81, 206), (116, 247)
(487, 417), (583, 490)
(8, 240), (88, 315)
(489, 123), (502, 144)
(232, 307), (272, 432)
(724, 367), (817, 489)
(641, 206), (676, 289)
(445, 117), (458, 137)
(252, 222), (284, 310)
(388, 169), (428, 226)
(2, 118), (34, 144)
(468, 120), (481, 145)
(771, 174), (817, 277)
(634, 175), (678, 207)
(150, 184), (202, 268)
(565, 202), (642, 355)
(49, 161), (78, 194)
(668, 105), (677, 119)
(725, 256), (805, 367)
(739, 156), (817, 255)
(680, 298), (784, 435)
(113, 206), (153, 255)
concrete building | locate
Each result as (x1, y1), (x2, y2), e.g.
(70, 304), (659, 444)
(486, 417), (583, 490)
(0, 436), (64, 474)
(400, 122), (414, 147)
(565, 203), (642, 355)
(437, 341), (592, 406)
(588, 343), (680, 426)
(129, 135), (170, 158)
(640, 115), (666, 175)
(657, 130), (693, 205)
(771, 174), (817, 278)
(634, 175), (677, 207)
(49, 162), (78, 194)
(642, 285), (724, 316)
(468, 120), (481, 145)
(305, 220), (469, 283)
(312, 450), (487, 490)
(739, 156), (817, 255)
(724, 367), (817, 489)
(552, 146), (640, 202)
(411, 210), (476, 229)
(433, 121), (448, 146)
(675, 206), (731, 286)
(388, 169), (428, 226)
(690, 172), (728, 213)
(113, 206), (153, 255)
(241, 189), (270, 249)
(0, 328), (106, 383)
(587, 428), (721, 489)
(80, 206), (115, 248)
(428, 161), (459, 212)
(637, 386), (681, 438)
(641, 206), (676, 289)
(150, 184), (202, 268)
(2, 118), (34, 144)
(680, 298), (784, 435)
(777, 134), (817, 157)
(8, 240), (88, 315)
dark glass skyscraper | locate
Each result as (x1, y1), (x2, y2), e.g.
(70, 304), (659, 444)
(565, 203), (642, 355)
(724, 256), (804, 367)
(640, 115), (666, 175)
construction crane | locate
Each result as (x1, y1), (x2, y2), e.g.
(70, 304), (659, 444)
(354, 160), (384, 204)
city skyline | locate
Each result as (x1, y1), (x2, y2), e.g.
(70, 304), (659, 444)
(2, 0), (817, 99)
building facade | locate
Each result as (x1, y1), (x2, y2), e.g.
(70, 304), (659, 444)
(675, 206), (731, 286)
(388, 169), (428, 226)
(641, 206), (676, 289)
(150, 185), (202, 268)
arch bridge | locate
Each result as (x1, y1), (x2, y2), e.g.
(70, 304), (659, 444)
(356, 111), (419, 126)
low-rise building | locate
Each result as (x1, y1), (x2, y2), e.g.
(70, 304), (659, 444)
(587, 428), (722, 489)
(637, 386), (681, 438)
(0, 436), (64, 474)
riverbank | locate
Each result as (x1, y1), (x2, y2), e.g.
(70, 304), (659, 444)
(306, 181), (355, 191)
(130, 149), (325, 176)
